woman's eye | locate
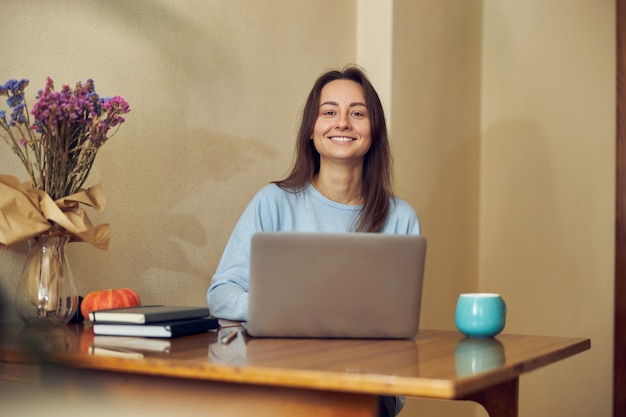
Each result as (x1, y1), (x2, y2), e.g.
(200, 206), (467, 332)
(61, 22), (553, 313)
(322, 110), (336, 116)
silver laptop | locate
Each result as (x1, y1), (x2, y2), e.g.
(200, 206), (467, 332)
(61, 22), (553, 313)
(246, 232), (426, 339)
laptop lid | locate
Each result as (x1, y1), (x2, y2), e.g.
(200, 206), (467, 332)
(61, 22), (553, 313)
(247, 232), (427, 339)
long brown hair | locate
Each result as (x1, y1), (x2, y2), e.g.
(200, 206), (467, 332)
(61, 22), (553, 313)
(274, 65), (393, 232)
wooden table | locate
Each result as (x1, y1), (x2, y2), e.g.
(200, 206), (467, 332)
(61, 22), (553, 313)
(0, 323), (590, 417)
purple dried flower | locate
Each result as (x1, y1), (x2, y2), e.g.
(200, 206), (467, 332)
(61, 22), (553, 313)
(9, 103), (26, 126)
(0, 79), (29, 96)
(1, 76), (130, 199)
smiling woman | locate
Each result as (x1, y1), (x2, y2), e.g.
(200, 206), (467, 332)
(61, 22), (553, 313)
(207, 65), (421, 417)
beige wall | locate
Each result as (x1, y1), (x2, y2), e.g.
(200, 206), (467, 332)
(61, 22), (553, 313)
(0, 1), (615, 417)
(480, 1), (614, 416)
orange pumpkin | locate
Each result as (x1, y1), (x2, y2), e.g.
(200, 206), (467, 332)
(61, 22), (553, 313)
(80, 288), (141, 320)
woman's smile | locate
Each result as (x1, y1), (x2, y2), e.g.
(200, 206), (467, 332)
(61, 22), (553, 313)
(328, 136), (356, 142)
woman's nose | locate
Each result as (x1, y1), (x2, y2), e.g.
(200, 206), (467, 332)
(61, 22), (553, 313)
(336, 112), (351, 129)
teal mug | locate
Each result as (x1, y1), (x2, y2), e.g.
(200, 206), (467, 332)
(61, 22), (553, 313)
(455, 293), (506, 338)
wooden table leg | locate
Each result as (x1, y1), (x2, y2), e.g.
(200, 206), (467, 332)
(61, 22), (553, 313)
(463, 378), (519, 417)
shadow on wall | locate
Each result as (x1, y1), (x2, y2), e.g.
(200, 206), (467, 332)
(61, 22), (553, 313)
(116, 127), (277, 269)
(72, 126), (278, 303)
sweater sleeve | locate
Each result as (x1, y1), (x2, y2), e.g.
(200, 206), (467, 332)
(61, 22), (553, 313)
(206, 185), (280, 321)
(208, 194), (260, 320)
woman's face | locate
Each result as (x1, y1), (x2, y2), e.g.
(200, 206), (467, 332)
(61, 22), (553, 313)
(312, 79), (372, 167)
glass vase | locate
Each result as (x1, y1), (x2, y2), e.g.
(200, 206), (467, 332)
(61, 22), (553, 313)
(15, 232), (79, 327)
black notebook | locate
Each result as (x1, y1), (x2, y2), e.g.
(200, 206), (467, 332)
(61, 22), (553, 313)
(89, 305), (211, 324)
(92, 316), (220, 338)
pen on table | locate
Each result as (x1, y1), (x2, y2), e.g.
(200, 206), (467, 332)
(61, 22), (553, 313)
(220, 330), (238, 345)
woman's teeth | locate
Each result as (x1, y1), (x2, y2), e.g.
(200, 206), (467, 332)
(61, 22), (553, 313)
(330, 137), (354, 142)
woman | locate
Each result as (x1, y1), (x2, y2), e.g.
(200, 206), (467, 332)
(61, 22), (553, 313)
(207, 66), (420, 417)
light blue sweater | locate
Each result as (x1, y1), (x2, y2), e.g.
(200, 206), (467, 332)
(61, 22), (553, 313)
(207, 183), (421, 321)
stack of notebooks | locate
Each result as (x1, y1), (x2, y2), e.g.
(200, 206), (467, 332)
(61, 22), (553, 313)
(89, 305), (220, 338)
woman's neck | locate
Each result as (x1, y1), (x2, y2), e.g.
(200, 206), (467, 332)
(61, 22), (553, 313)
(312, 168), (363, 205)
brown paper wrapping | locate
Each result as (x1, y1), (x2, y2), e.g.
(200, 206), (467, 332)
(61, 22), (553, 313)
(0, 174), (110, 250)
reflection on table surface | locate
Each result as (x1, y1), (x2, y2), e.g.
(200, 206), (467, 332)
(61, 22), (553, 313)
(2, 322), (589, 385)
(454, 337), (505, 377)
